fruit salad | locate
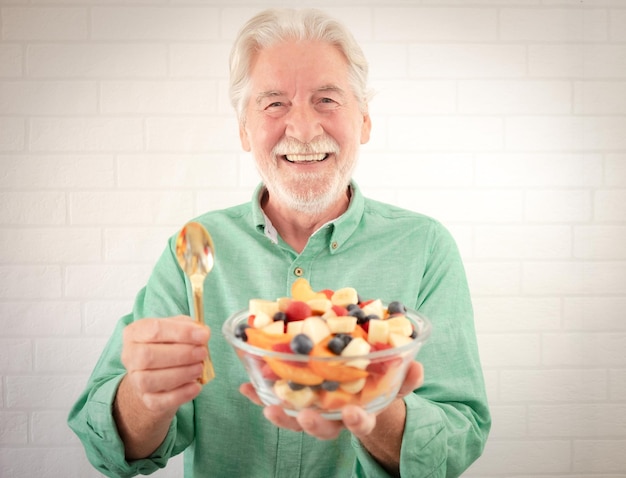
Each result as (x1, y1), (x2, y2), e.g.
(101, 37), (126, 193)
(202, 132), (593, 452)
(224, 278), (430, 418)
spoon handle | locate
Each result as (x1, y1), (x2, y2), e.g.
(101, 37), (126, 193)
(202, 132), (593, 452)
(193, 287), (215, 384)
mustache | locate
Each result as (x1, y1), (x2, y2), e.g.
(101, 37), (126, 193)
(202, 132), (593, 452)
(272, 136), (340, 156)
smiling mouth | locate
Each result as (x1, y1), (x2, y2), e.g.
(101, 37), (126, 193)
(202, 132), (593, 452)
(283, 153), (330, 163)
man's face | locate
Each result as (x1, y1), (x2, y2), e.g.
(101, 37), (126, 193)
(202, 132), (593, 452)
(239, 40), (371, 215)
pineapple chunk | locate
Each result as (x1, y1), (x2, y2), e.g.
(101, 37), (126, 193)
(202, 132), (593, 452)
(326, 316), (357, 334)
(389, 332), (414, 348)
(301, 316), (331, 344)
(361, 299), (384, 319)
(274, 380), (316, 409)
(386, 316), (413, 337)
(249, 299), (279, 318)
(252, 310), (273, 329)
(367, 319), (390, 345)
(331, 287), (359, 307)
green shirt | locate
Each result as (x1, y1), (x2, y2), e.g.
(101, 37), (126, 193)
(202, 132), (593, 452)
(68, 182), (490, 478)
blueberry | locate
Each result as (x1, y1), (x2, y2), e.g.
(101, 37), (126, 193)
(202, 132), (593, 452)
(290, 333), (314, 355)
(273, 311), (287, 322)
(321, 381), (340, 391)
(328, 334), (351, 355)
(235, 323), (249, 341)
(347, 306), (366, 321)
(288, 381), (306, 391)
(387, 301), (407, 315)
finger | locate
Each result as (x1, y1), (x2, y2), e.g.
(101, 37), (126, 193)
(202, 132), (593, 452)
(397, 361), (424, 398)
(263, 406), (303, 433)
(239, 383), (264, 406)
(124, 317), (210, 345)
(129, 362), (204, 395)
(140, 380), (203, 413)
(342, 405), (376, 437)
(296, 409), (343, 440)
(122, 342), (208, 371)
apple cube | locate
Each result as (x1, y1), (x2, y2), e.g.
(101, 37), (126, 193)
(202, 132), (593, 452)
(326, 316), (357, 334)
(340, 337), (371, 370)
(361, 299), (384, 319)
(252, 311), (273, 329)
(367, 319), (390, 345)
(386, 316), (413, 337)
(262, 320), (286, 335)
(301, 316), (331, 344)
(286, 320), (304, 335)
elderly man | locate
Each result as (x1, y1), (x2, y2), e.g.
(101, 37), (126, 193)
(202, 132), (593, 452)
(69, 8), (490, 478)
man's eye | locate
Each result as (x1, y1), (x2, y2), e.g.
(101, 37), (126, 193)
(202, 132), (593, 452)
(267, 102), (283, 108)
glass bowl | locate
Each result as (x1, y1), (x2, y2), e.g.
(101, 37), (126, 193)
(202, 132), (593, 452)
(222, 306), (431, 420)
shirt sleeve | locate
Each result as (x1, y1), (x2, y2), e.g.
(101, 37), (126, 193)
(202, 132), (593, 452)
(352, 221), (491, 477)
(67, 238), (196, 477)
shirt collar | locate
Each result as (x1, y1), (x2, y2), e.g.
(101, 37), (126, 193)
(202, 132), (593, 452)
(251, 181), (365, 253)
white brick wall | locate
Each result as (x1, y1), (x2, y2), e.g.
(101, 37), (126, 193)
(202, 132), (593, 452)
(1, 1), (625, 477)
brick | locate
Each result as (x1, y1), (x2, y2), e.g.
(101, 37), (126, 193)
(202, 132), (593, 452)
(84, 300), (133, 336)
(0, 81), (97, 115)
(459, 80), (571, 114)
(362, 44), (408, 80)
(500, 8), (607, 41)
(146, 116), (240, 152)
(100, 80), (218, 114)
(315, 6), (374, 42)
(69, 191), (194, 225)
(373, 7), (497, 41)
(506, 117), (588, 151)
(0, 44), (23, 77)
(27, 44), (168, 78)
(355, 153), (472, 188)
(500, 369), (607, 402)
(30, 118), (144, 152)
(91, 6), (219, 40)
(65, 264), (152, 299)
(583, 117), (626, 149)
(475, 153), (603, 187)
(530, 45), (626, 78)
(0, 412), (28, 445)
(574, 225), (626, 259)
(169, 43), (231, 78)
(1, 7), (89, 40)
(5, 375), (87, 408)
(0, 301), (82, 336)
(564, 297), (626, 331)
(529, 404), (626, 437)
(397, 190), (523, 223)
(575, 81), (626, 114)
(388, 116), (503, 151)
(478, 333), (541, 367)
(474, 225), (572, 259)
(409, 44), (526, 78)
(0, 154), (115, 189)
(573, 440), (626, 473)
(595, 189), (626, 222)
(0, 192), (66, 225)
(0, 339), (32, 372)
(0, 118), (24, 151)
(0, 228), (102, 264)
(610, 369), (626, 400)
(369, 80), (455, 115)
(465, 262), (522, 296)
(35, 337), (108, 372)
(523, 261), (626, 295)
(610, 8), (626, 41)
(0, 266), (63, 299)
(466, 439), (571, 474)
(606, 154), (626, 186)
(117, 154), (238, 188)
(473, 297), (561, 332)
(104, 226), (174, 263)
(542, 332), (626, 366)
(31, 411), (82, 445)
(486, 405), (527, 438)
(0, 447), (100, 477)
(524, 190), (592, 222)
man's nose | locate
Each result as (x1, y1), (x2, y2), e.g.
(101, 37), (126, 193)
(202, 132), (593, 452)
(284, 105), (324, 144)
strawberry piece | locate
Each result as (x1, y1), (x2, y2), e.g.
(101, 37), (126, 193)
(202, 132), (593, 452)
(331, 305), (349, 316)
(320, 289), (334, 300)
(285, 300), (312, 322)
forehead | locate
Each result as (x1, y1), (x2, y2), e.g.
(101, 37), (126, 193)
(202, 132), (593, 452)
(248, 40), (351, 92)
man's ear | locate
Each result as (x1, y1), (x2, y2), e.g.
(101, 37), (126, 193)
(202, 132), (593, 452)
(239, 122), (251, 152)
(360, 112), (372, 145)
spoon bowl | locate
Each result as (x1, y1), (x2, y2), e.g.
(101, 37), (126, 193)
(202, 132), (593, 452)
(175, 222), (216, 384)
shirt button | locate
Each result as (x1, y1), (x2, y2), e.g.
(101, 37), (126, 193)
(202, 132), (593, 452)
(331, 241), (338, 250)
(294, 267), (304, 276)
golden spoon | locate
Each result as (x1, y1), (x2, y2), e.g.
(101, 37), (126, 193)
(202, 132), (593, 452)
(175, 222), (216, 384)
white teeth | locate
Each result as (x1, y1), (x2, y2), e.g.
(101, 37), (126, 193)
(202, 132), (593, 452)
(285, 153), (327, 162)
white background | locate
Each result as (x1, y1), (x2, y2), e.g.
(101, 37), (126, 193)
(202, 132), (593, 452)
(1, 1), (625, 477)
